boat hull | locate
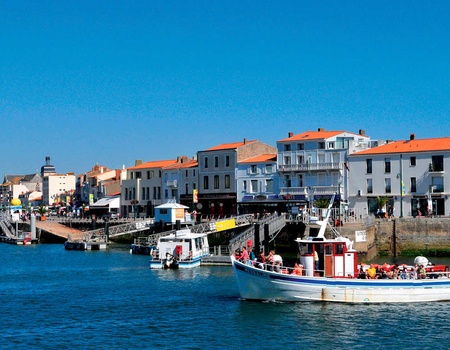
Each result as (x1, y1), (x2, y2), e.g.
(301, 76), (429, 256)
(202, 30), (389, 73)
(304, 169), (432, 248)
(149, 256), (203, 269)
(232, 258), (450, 303)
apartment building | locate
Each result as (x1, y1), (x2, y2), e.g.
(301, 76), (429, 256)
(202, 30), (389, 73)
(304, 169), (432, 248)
(277, 128), (371, 213)
(348, 134), (450, 217)
(197, 139), (277, 215)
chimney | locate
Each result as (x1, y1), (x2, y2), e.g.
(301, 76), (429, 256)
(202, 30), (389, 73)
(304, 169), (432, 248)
(318, 127), (324, 132)
(243, 138), (247, 144)
(115, 169), (121, 180)
(359, 129), (365, 136)
(288, 132), (294, 138)
(410, 134), (415, 140)
(135, 159), (142, 166)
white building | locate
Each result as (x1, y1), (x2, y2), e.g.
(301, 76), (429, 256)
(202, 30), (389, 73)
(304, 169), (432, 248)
(348, 134), (450, 217)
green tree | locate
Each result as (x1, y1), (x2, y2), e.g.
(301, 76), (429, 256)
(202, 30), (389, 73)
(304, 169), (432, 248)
(376, 196), (389, 211)
(36, 205), (48, 217)
(314, 198), (330, 209)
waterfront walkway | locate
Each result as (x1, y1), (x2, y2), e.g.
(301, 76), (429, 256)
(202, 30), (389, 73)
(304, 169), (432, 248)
(36, 220), (84, 240)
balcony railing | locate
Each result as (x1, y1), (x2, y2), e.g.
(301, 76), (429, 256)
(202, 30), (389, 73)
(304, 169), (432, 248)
(430, 185), (444, 193)
(429, 163), (444, 172)
(166, 180), (178, 188)
(279, 186), (339, 195)
(279, 162), (343, 172)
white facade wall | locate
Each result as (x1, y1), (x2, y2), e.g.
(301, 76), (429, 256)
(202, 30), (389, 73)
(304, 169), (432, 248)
(236, 161), (278, 202)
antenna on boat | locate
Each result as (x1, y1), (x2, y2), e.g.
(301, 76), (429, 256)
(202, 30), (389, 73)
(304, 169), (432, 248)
(315, 193), (336, 239)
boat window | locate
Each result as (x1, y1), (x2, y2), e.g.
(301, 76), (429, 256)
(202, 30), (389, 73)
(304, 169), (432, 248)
(335, 244), (344, 255)
(325, 245), (332, 255)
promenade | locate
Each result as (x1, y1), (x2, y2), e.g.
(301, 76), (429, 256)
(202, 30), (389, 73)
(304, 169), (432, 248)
(36, 220), (84, 241)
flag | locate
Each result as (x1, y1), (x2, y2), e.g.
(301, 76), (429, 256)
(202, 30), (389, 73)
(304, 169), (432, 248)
(193, 189), (198, 203)
(401, 181), (405, 196)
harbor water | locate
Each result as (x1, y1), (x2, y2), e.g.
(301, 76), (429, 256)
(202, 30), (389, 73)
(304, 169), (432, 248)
(1, 243), (450, 350)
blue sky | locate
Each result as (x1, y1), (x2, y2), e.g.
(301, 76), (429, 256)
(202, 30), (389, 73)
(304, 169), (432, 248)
(1, 1), (449, 175)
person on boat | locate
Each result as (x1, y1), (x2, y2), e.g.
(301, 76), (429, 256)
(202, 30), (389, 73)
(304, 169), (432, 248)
(419, 265), (427, 279)
(367, 265), (377, 279)
(239, 246), (249, 264)
(291, 263), (303, 276)
(358, 264), (366, 279)
(249, 247), (256, 263)
(314, 250), (319, 272)
(267, 250), (275, 271)
(255, 250), (266, 269)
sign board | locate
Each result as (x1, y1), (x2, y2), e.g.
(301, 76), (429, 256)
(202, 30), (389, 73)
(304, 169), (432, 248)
(215, 219), (236, 232)
(355, 230), (367, 242)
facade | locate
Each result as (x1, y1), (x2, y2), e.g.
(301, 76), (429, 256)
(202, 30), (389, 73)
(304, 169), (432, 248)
(121, 159), (178, 218)
(196, 139), (277, 216)
(237, 153), (279, 214)
(348, 134), (450, 217)
(276, 128), (371, 214)
(42, 173), (76, 206)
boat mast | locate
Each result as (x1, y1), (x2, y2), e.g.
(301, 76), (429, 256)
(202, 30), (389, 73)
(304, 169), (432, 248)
(315, 193), (336, 239)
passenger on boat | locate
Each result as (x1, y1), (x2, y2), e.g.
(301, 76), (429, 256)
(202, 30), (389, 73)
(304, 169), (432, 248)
(255, 250), (266, 269)
(239, 246), (249, 264)
(419, 265), (427, 279)
(367, 265), (377, 279)
(358, 265), (366, 279)
(291, 263), (303, 275)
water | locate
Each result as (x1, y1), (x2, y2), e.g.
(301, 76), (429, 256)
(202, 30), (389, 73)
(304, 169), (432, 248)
(1, 244), (450, 350)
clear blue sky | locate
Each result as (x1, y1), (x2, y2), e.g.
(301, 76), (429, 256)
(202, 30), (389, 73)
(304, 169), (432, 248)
(1, 1), (449, 175)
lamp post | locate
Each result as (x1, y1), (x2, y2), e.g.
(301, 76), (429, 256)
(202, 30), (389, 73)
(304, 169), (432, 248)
(397, 154), (404, 218)
(131, 199), (139, 220)
(338, 177), (342, 235)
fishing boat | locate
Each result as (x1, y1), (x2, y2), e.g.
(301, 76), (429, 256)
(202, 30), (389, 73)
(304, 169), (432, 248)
(149, 229), (210, 269)
(231, 194), (450, 303)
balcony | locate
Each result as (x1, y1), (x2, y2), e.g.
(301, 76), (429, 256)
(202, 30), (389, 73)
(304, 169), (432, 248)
(279, 162), (343, 172)
(166, 180), (178, 188)
(429, 163), (444, 172)
(430, 185), (444, 193)
(280, 186), (339, 196)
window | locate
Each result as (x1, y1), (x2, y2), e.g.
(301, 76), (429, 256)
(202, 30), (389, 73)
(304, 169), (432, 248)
(243, 180), (247, 192)
(164, 189), (168, 199)
(193, 169), (196, 177)
(410, 177), (417, 192)
(297, 155), (304, 164)
(318, 142), (325, 149)
(328, 142), (334, 149)
(384, 158), (391, 173)
(135, 172), (141, 179)
(185, 184), (189, 193)
(185, 170), (188, 177)
(367, 179), (373, 194)
(225, 155), (230, 167)
(298, 174), (304, 187)
(149, 170), (154, 179)
(431, 155), (444, 171)
(410, 157), (416, 166)
(204, 157), (209, 169)
(250, 165), (257, 174)
(160, 209), (168, 214)
(366, 159), (372, 174)
(284, 144), (291, 151)
(284, 175), (291, 187)
(266, 179), (273, 192)
(147, 171), (151, 179)
(225, 175), (230, 189)
(297, 143), (304, 150)
(385, 178), (391, 193)
(284, 156), (291, 165)
(192, 182), (196, 190)
(251, 180), (258, 193)
(203, 176), (209, 189)
(153, 187), (156, 200)
(214, 175), (219, 189)
(214, 156), (219, 167)
(265, 164), (272, 174)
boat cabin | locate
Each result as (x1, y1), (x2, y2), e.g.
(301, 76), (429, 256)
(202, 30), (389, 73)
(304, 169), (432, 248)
(296, 237), (357, 278)
(157, 229), (209, 262)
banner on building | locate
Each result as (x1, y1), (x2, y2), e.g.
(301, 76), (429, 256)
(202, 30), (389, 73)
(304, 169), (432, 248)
(193, 189), (198, 203)
(355, 230), (367, 242)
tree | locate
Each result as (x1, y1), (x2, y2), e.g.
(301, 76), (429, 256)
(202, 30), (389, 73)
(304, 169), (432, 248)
(376, 196), (389, 211)
(314, 198), (330, 209)
(36, 205), (48, 218)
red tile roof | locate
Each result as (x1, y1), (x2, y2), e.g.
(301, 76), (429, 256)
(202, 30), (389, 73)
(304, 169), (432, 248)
(128, 159), (178, 170)
(278, 130), (347, 142)
(353, 137), (450, 155)
(239, 154), (277, 164)
(205, 140), (257, 151)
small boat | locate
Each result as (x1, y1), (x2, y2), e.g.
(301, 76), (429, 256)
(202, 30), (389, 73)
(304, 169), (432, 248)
(231, 194), (450, 303)
(149, 229), (210, 269)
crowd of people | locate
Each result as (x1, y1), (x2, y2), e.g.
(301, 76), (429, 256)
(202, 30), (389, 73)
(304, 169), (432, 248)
(358, 263), (428, 280)
(234, 247), (289, 273)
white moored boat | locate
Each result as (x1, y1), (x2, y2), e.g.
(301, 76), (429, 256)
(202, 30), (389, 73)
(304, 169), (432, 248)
(149, 229), (210, 269)
(231, 194), (450, 303)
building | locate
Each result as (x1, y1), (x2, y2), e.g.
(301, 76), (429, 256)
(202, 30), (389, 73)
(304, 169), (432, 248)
(196, 139), (277, 216)
(121, 159), (178, 218)
(277, 128), (371, 214)
(237, 153), (279, 214)
(348, 134), (450, 217)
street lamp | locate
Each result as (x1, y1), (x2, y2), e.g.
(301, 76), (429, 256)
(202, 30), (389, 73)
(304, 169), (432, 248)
(131, 199), (139, 220)
(338, 177), (343, 235)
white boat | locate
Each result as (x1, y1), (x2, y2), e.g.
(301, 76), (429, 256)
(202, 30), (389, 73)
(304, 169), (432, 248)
(149, 229), (210, 269)
(231, 194), (450, 303)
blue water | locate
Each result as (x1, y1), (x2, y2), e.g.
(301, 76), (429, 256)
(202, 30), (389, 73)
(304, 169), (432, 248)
(1, 244), (450, 350)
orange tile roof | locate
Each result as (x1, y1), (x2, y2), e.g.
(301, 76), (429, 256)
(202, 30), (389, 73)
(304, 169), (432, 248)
(239, 154), (277, 164)
(205, 140), (257, 151)
(278, 130), (347, 142)
(353, 137), (450, 155)
(164, 159), (198, 169)
(128, 159), (178, 170)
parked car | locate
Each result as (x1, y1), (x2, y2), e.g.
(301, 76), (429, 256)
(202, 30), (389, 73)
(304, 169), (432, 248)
(102, 212), (120, 220)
